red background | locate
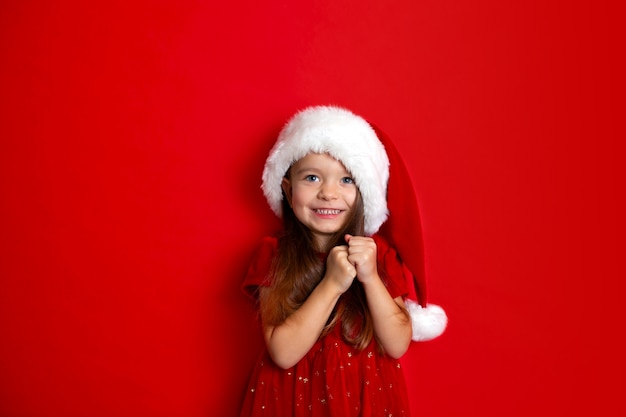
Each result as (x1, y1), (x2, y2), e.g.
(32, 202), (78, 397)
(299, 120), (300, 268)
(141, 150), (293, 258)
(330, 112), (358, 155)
(1, 1), (623, 416)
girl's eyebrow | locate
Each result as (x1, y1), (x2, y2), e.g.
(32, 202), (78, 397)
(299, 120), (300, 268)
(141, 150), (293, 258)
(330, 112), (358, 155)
(292, 164), (352, 176)
(292, 165), (320, 175)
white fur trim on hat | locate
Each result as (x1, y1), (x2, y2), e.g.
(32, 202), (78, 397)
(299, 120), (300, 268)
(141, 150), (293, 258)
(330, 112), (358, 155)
(262, 106), (390, 235)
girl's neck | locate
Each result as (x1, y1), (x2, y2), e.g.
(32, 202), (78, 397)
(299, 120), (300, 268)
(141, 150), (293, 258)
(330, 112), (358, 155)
(312, 235), (330, 253)
(312, 232), (348, 253)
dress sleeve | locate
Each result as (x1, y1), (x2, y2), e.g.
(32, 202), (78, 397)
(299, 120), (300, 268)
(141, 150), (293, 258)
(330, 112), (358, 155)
(241, 236), (278, 300)
(373, 234), (411, 300)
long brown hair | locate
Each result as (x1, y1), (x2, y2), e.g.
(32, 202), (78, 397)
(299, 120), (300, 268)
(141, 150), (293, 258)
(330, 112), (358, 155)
(260, 186), (377, 351)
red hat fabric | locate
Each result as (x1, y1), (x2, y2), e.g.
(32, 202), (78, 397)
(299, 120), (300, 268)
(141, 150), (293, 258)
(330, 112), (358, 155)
(370, 123), (448, 341)
(369, 123), (427, 305)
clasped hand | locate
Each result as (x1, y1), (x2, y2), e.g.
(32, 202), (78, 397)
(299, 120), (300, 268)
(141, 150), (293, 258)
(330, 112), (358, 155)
(325, 234), (378, 293)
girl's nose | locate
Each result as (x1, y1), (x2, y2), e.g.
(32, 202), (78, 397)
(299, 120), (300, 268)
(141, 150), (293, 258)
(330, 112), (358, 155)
(318, 182), (338, 200)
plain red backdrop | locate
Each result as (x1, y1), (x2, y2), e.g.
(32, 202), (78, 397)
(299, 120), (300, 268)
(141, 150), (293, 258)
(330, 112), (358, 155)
(0, 1), (623, 416)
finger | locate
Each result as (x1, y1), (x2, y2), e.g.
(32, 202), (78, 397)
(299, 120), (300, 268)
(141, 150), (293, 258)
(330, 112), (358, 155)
(348, 246), (376, 265)
(347, 235), (372, 245)
(346, 263), (357, 277)
(330, 245), (348, 255)
(347, 238), (375, 253)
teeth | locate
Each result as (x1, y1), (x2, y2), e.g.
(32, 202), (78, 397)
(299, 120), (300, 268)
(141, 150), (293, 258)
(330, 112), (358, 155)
(316, 209), (341, 215)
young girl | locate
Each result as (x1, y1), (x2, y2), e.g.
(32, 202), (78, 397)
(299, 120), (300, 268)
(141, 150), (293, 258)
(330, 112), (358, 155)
(240, 106), (446, 417)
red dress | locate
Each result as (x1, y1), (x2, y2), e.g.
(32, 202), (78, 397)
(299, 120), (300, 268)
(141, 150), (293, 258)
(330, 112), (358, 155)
(240, 235), (412, 417)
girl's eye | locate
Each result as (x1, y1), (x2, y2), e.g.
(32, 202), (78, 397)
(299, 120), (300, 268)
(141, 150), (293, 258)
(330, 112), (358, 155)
(341, 177), (355, 184)
(305, 175), (319, 182)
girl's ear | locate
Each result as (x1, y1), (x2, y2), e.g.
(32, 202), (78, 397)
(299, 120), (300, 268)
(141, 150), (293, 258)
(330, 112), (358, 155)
(281, 177), (293, 207)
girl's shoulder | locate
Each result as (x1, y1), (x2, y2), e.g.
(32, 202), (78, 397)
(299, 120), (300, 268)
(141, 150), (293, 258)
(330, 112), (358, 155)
(258, 235), (279, 250)
(371, 233), (396, 262)
(241, 236), (278, 299)
(371, 234), (410, 299)
(371, 233), (391, 250)
(252, 235), (279, 259)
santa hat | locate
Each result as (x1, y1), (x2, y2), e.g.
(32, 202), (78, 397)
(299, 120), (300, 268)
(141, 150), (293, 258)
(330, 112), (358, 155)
(262, 105), (447, 342)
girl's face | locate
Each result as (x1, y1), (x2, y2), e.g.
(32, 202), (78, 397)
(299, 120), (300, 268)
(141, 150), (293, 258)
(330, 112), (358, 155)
(282, 153), (358, 250)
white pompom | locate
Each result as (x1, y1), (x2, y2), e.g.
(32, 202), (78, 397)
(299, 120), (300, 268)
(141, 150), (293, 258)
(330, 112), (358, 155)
(405, 299), (448, 342)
